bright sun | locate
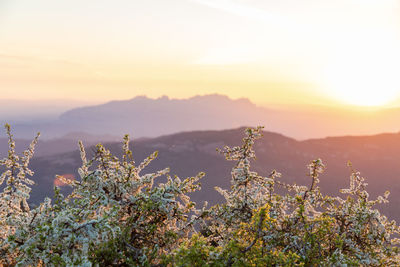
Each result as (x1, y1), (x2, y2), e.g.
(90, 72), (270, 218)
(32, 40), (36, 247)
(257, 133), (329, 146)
(323, 41), (400, 107)
(325, 66), (399, 107)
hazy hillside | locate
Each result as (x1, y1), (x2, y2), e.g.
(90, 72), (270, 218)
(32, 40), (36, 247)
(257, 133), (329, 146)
(0, 132), (120, 158)
(23, 127), (400, 222)
(0, 99), (97, 123)
(3, 95), (268, 139)
(3, 95), (400, 141)
(58, 95), (267, 137)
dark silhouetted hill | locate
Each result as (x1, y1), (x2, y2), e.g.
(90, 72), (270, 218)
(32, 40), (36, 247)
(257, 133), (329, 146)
(23, 128), (400, 222)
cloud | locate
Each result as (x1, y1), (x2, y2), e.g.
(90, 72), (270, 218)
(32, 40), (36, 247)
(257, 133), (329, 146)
(189, 0), (294, 27)
(188, 0), (299, 65)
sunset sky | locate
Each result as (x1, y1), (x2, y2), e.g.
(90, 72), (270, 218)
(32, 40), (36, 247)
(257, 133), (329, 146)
(1, 0), (400, 107)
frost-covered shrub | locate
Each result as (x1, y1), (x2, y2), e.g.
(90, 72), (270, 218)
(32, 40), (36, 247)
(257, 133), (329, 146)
(0, 126), (203, 266)
(169, 127), (400, 266)
(1, 125), (399, 266)
(0, 124), (39, 265)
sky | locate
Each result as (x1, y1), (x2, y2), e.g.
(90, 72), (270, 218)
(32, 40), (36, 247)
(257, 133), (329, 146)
(1, 0), (400, 107)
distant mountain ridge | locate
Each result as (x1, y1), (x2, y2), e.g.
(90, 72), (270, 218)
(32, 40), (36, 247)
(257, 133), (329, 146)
(58, 94), (266, 137)
(3, 94), (400, 140)
(4, 94), (268, 139)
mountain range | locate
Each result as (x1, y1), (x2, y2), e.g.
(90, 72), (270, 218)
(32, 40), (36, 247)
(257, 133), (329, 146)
(1, 95), (266, 139)
(3, 94), (400, 140)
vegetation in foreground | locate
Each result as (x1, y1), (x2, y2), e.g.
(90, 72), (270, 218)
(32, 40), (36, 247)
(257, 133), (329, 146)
(0, 124), (399, 266)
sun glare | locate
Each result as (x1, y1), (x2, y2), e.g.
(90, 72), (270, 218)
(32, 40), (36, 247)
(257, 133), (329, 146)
(323, 41), (400, 107)
(325, 68), (399, 107)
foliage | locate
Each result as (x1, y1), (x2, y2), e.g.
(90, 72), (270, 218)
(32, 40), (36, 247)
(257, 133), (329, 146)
(0, 125), (399, 266)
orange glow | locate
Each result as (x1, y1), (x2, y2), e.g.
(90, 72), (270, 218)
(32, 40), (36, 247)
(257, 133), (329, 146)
(321, 31), (400, 107)
(0, 1), (399, 108)
(54, 174), (76, 187)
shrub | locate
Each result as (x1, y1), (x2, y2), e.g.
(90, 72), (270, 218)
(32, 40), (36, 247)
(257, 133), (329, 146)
(0, 125), (399, 266)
